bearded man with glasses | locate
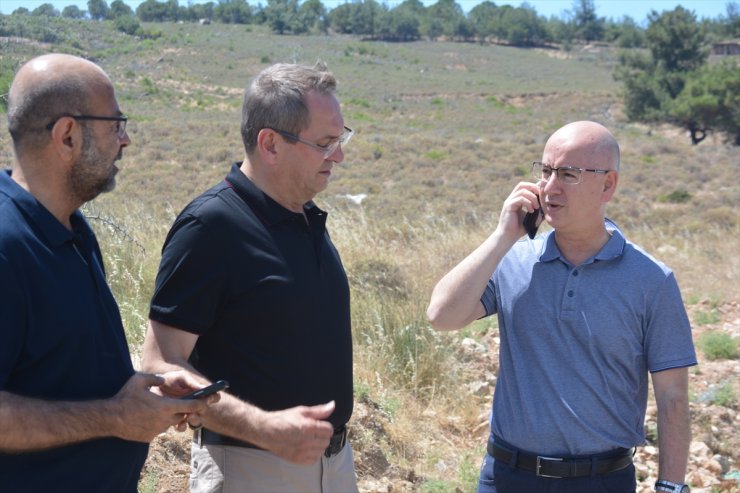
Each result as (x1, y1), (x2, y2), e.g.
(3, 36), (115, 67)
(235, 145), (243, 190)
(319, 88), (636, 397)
(0, 53), (215, 493)
(427, 121), (695, 493)
(142, 62), (358, 493)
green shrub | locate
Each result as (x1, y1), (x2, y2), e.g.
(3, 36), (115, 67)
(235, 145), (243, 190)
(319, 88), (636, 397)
(0, 60), (15, 113)
(114, 16), (140, 36)
(695, 308), (721, 325)
(658, 189), (692, 204)
(697, 331), (739, 360)
(711, 383), (737, 408)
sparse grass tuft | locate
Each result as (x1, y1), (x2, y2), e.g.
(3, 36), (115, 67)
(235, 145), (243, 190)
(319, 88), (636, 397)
(697, 331), (739, 361)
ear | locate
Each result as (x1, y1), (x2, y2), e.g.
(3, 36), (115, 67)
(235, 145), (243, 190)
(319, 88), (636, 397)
(48, 117), (81, 166)
(601, 171), (618, 203)
(256, 128), (279, 164)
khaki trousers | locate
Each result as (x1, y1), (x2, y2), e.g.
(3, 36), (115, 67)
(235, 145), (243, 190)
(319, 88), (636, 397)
(189, 440), (359, 493)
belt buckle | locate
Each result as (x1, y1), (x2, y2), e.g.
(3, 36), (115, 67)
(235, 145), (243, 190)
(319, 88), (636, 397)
(536, 455), (563, 478)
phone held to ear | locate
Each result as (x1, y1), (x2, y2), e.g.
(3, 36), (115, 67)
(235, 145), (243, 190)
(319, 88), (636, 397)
(523, 196), (542, 239)
(180, 380), (229, 400)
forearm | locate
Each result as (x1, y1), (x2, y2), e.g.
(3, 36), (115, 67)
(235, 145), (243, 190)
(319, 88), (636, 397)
(652, 367), (691, 483)
(197, 393), (268, 444)
(0, 391), (118, 453)
(656, 394), (691, 482)
(427, 229), (515, 330)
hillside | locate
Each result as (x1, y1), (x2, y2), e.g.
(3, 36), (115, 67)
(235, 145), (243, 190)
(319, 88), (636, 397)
(1, 18), (738, 493)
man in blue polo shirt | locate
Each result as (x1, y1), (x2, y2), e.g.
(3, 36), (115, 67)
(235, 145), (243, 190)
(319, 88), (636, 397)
(142, 62), (358, 492)
(0, 53), (213, 493)
(427, 121), (695, 493)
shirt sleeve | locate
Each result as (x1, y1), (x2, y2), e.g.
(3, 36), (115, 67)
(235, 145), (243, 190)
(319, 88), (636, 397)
(0, 252), (26, 389)
(644, 272), (697, 373)
(480, 277), (498, 317)
(149, 214), (229, 335)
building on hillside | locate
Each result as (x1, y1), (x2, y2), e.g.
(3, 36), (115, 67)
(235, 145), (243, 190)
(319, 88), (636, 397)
(712, 40), (740, 55)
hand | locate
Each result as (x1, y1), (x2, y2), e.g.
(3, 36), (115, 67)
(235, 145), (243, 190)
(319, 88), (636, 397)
(155, 370), (221, 431)
(108, 372), (211, 442)
(255, 401), (336, 465)
(496, 181), (542, 239)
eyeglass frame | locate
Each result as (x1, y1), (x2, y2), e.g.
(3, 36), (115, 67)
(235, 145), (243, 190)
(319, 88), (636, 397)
(531, 161), (611, 185)
(267, 126), (353, 159)
(46, 114), (128, 139)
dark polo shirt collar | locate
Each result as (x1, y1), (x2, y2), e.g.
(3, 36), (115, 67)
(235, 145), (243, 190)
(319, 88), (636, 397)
(0, 169), (87, 248)
(224, 162), (325, 228)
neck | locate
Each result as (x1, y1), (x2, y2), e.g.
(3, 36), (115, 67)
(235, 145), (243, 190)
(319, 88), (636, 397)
(239, 159), (305, 213)
(12, 162), (78, 230)
(553, 226), (611, 266)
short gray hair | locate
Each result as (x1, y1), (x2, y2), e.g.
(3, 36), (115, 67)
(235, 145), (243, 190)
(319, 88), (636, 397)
(241, 62), (336, 154)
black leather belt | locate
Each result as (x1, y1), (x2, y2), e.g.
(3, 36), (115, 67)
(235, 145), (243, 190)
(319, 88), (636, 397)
(488, 438), (633, 478)
(196, 425), (348, 458)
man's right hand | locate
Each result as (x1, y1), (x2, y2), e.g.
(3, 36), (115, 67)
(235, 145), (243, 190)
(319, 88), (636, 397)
(108, 372), (211, 443)
(253, 401), (336, 465)
(496, 181), (543, 240)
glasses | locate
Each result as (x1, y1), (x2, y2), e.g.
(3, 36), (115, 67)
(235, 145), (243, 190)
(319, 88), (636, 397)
(47, 114), (128, 139)
(531, 161), (611, 185)
(269, 126), (353, 159)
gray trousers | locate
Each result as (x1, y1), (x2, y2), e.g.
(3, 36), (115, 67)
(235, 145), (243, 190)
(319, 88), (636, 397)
(189, 440), (359, 493)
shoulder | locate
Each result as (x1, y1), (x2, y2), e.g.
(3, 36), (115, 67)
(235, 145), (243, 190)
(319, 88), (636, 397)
(621, 240), (674, 279)
(176, 182), (259, 230)
(0, 195), (30, 257)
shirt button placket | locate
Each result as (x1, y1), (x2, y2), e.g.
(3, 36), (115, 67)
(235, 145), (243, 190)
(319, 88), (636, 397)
(562, 267), (580, 312)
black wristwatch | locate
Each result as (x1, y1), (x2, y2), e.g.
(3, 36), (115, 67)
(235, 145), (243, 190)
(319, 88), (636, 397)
(655, 479), (690, 493)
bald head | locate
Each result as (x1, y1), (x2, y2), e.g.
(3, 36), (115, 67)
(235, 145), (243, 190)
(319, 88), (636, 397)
(544, 121), (620, 172)
(7, 54), (113, 155)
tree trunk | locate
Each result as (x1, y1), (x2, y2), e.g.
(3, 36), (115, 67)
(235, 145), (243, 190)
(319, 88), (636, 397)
(688, 122), (706, 145)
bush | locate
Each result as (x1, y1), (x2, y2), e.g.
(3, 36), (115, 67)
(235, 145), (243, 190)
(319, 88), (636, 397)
(697, 331), (739, 360)
(114, 15), (141, 36)
(658, 189), (691, 203)
(0, 59), (16, 113)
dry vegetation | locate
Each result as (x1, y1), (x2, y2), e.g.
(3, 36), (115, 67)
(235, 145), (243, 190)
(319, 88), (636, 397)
(1, 20), (738, 493)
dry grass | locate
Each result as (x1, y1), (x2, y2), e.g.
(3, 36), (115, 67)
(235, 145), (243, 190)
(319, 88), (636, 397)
(1, 19), (738, 491)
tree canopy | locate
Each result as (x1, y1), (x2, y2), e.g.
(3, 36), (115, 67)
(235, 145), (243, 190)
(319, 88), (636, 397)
(615, 6), (738, 145)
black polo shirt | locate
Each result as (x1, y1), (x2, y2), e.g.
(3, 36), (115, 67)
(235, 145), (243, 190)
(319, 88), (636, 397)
(0, 170), (147, 492)
(150, 163), (353, 429)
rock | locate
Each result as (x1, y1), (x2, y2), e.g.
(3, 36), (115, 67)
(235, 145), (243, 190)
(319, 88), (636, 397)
(690, 441), (713, 460)
(706, 458), (724, 475)
(358, 478), (390, 493)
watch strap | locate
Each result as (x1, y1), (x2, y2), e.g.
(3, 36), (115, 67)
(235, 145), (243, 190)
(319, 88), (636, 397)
(655, 479), (689, 493)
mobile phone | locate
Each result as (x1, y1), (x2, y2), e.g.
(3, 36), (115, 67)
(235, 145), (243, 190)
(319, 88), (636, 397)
(523, 196), (542, 239)
(180, 380), (229, 400)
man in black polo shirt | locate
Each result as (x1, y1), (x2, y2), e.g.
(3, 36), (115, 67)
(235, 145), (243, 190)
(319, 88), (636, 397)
(142, 62), (358, 492)
(0, 53), (212, 493)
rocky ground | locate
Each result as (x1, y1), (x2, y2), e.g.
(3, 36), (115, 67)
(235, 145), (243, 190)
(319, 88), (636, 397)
(141, 301), (739, 493)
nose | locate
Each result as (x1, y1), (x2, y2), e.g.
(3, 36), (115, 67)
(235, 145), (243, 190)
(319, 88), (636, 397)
(327, 144), (344, 163)
(541, 172), (559, 194)
(120, 129), (131, 147)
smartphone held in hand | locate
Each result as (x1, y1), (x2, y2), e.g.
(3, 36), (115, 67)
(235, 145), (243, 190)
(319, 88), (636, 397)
(181, 380), (229, 400)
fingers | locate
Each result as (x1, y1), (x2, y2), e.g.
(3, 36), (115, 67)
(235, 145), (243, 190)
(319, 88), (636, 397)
(135, 372), (166, 389)
(514, 182), (541, 214)
(301, 400), (335, 421)
(157, 370), (211, 398)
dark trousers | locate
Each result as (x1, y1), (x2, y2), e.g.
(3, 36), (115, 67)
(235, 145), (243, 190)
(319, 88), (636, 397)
(477, 448), (637, 493)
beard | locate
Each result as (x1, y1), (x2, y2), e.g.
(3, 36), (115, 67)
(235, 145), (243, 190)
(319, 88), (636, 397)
(69, 127), (119, 203)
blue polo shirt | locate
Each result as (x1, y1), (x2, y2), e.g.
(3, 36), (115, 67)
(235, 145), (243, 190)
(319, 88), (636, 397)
(150, 163), (353, 430)
(481, 221), (696, 456)
(0, 170), (148, 492)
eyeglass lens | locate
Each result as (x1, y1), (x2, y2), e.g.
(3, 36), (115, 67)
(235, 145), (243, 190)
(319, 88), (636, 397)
(532, 163), (581, 184)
